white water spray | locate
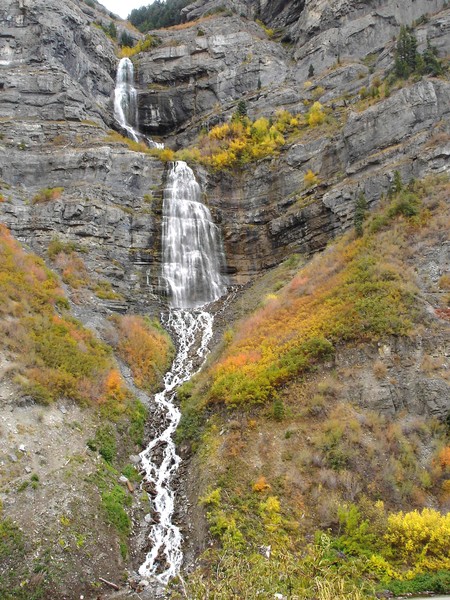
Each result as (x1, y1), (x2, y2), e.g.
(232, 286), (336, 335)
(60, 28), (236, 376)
(139, 162), (227, 584)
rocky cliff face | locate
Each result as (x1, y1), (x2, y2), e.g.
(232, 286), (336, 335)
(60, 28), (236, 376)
(0, 0), (171, 314)
(131, 0), (450, 280)
(1, 0), (449, 287)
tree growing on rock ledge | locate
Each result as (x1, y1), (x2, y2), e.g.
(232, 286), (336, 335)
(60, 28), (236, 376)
(394, 25), (444, 79)
(394, 26), (419, 78)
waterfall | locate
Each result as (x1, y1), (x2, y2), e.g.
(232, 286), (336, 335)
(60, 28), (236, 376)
(139, 161), (227, 585)
(161, 161), (227, 308)
(114, 57), (164, 148)
(114, 57), (140, 142)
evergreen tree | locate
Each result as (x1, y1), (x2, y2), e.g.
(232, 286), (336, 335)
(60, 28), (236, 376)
(120, 31), (134, 48)
(394, 26), (419, 78)
(354, 192), (368, 238)
(422, 42), (443, 76)
(129, 0), (191, 32)
(108, 21), (117, 40)
(233, 100), (248, 120)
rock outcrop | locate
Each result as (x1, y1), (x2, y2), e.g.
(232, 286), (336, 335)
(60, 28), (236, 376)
(128, 0), (450, 279)
(1, 0), (449, 287)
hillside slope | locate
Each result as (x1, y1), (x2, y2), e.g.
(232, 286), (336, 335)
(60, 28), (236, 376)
(173, 175), (450, 599)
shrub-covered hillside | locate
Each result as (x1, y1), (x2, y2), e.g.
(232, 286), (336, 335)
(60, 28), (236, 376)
(171, 175), (450, 599)
(0, 225), (174, 599)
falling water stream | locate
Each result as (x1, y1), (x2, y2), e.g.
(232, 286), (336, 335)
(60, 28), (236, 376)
(113, 57), (227, 585)
(114, 58), (140, 142)
(114, 57), (164, 148)
(138, 161), (227, 584)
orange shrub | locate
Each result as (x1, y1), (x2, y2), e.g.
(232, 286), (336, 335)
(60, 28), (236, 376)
(253, 476), (271, 492)
(438, 446), (450, 470)
(102, 369), (127, 405)
(114, 315), (173, 392)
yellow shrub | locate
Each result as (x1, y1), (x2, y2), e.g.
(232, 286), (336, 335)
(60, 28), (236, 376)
(308, 101), (325, 127)
(367, 554), (400, 581)
(384, 508), (450, 571)
(304, 169), (319, 187)
(181, 109), (297, 171)
(209, 123), (232, 140)
(159, 148), (175, 162)
(260, 495), (282, 531)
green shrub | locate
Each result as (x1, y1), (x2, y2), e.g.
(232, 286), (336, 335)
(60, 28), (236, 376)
(101, 485), (131, 535)
(87, 425), (116, 463)
(385, 570), (450, 595)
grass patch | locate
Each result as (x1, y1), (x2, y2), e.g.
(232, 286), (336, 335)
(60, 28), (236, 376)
(32, 188), (64, 204)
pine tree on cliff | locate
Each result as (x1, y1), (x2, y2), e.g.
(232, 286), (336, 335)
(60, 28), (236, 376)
(394, 26), (419, 78)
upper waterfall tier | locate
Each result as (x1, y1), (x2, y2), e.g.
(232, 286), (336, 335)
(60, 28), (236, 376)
(161, 161), (227, 308)
(114, 57), (139, 142)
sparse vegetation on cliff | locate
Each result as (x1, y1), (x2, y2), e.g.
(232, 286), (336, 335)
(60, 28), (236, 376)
(176, 105), (332, 171)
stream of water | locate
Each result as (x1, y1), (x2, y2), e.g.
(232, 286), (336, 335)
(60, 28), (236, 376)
(114, 57), (163, 148)
(138, 161), (227, 583)
(114, 57), (140, 142)
(138, 309), (213, 583)
(113, 58), (227, 584)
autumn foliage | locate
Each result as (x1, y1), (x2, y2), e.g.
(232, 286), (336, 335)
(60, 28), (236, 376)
(0, 224), (115, 404)
(114, 315), (173, 392)
(195, 178), (450, 409)
(178, 108), (324, 171)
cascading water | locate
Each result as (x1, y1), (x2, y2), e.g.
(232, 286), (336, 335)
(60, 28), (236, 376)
(161, 161), (227, 308)
(114, 57), (164, 149)
(114, 57), (140, 142)
(139, 161), (227, 584)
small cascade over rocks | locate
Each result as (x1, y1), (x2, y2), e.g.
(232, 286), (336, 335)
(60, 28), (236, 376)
(114, 57), (163, 148)
(139, 161), (227, 585)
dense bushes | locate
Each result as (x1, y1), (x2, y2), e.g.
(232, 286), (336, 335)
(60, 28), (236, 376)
(112, 315), (174, 392)
(178, 105), (329, 171)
